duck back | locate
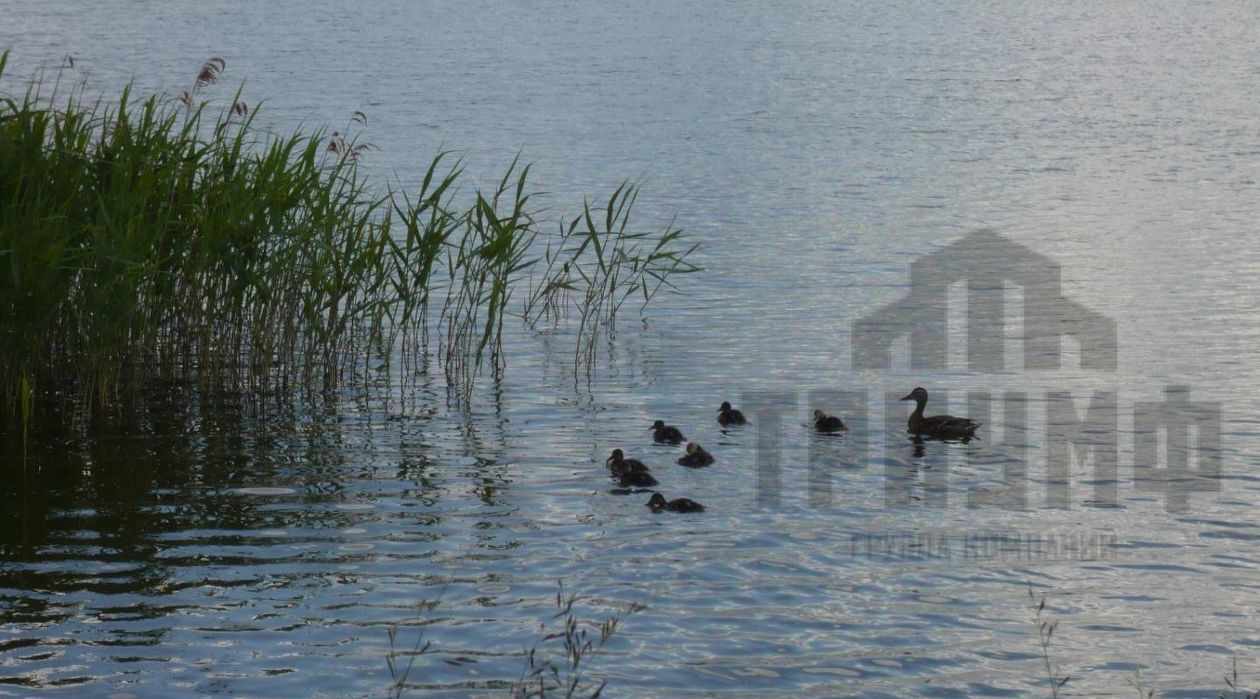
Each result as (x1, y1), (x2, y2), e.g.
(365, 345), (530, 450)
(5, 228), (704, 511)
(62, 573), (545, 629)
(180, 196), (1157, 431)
(653, 426), (686, 444)
(619, 470), (659, 487)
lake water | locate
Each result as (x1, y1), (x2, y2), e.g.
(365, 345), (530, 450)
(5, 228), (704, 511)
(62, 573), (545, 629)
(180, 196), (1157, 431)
(4, 1), (1260, 696)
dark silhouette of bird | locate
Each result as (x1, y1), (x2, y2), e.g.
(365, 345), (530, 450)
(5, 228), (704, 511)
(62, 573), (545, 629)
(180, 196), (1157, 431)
(650, 420), (686, 444)
(717, 401), (748, 426)
(606, 448), (658, 487)
(677, 442), (715, 467)
(606, 449), (648, 476)
(646, 493), (705, 513)
(813, 409), (847, 433)
(618, 469), (659, 488)
(899, 387), (980, 440)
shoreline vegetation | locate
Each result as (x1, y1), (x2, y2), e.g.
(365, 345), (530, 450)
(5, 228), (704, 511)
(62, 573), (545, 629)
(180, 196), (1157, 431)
(0, 53), (700, 428)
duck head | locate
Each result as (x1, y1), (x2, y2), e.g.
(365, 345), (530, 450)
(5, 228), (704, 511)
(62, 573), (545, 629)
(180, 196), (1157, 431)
(899, 387), (928, 402)
(685, 442), (702, 455)
(646, 493), (667, 510)
(650, 420), (666, 430)
(813, 409), (828, 421)
(718, 401), (732, 412)
(607, 448), (625, 464)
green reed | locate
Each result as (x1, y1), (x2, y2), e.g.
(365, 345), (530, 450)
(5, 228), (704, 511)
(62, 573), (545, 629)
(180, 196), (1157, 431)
(524, 183), (700, 372)
(0, 53), (699, 422)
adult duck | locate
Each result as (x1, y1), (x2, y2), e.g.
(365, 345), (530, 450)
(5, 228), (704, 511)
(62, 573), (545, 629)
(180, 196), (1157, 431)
(677, 442), (715, 467)
(717, 401), (748, 426)
(651, 420), (686, 444)
(813, 409), (847, 433)
(646, 493), (705, 513)
(899, 387), (980, 440)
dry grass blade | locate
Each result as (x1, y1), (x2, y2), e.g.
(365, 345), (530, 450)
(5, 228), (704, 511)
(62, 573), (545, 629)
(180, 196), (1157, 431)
(508, 582), (640, 699)
(1028, 584), (1069, 698)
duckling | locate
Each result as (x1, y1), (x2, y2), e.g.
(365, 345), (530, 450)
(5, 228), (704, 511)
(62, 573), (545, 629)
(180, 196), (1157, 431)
(606, 448), (649, 476)
(605, 449), (658, 487)
(650, 420), (686, 444)
(899, 387), (980, 440)
(646, 492), (705, 513)
(813, 409), (847, 433)
(677, 442), (715, 467)
(618, 469), (659, 488)
(717, 401), (748, 426)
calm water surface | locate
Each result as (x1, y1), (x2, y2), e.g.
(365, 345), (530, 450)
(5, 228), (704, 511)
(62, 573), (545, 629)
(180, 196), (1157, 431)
(4, 1), (1260, 696)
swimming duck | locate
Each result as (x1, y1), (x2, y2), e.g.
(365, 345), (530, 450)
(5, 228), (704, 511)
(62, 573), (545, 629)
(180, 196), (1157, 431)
(717, 401), (748, 426)
(606, 449), (650, 476)
(606, 449), (658, 487)
(618, 469), (659, 488)
(677, 442), (715, 467)
(899, 387), (980, 440)
(650, 420), (686, 444)
(813, 409), (847, 433)
(646, 493), (705, 513)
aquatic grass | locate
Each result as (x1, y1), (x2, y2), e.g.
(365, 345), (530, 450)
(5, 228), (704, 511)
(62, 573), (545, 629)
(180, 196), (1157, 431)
(383, 583), (639, 698)
(510, 583), (643, 699)
(1220, 658), (1260, 699)
(1028, 585), (1070, 698)
(524, 183), (701, 374)
(439, 156), (540, 395)
(385, 597), (439, 699)
(0, 53), (699, 423)
(386, 152), (463, 372)
(1028, 585), (1260, 698)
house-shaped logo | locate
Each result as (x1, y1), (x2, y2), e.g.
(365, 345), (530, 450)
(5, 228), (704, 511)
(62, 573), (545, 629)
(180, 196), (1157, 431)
(851, 229), (1117, 371)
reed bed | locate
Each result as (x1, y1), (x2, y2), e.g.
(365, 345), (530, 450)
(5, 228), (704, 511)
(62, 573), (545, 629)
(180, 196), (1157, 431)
(0, 53), (700, 423)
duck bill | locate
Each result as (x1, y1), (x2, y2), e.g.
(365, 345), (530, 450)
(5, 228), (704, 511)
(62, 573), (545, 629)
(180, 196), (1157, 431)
(898, 392), (915, 401)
